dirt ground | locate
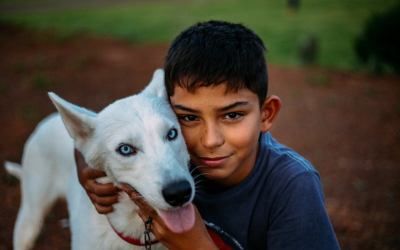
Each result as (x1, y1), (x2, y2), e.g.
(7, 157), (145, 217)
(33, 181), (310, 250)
(0, 23), (399, 250)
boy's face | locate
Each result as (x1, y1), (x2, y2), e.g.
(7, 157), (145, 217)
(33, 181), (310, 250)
(170, 83), (277, 188)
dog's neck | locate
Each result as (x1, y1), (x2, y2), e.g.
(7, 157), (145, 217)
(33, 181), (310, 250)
(94, 176), (159, 244)
(108, 218), (159, 246)
(105, 191), (159, 244)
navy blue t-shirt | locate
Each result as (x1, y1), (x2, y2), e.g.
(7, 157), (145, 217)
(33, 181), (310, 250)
(192, 132), (340, 250)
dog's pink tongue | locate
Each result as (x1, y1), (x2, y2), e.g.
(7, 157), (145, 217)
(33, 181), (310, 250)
(158, 203), (195, 234)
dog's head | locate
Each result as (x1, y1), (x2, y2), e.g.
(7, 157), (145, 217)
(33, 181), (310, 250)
(49, 69), (195, 233)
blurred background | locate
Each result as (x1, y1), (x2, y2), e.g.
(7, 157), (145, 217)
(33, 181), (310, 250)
(0, 0), (399, 249)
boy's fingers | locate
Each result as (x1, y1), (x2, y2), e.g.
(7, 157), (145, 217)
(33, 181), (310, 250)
(94, 203), (114, 214)
(88, 193), (119, 206)
(82, 167), (107, 179)
(121, 185), (160, 220)
(136, 208), (149, 222)
(121, 185), (133, 196)
(136, 207), (162, 235)
(131, 195), (159, 218)
(87, 181), (121, 196)
(122, 186), (158, 216)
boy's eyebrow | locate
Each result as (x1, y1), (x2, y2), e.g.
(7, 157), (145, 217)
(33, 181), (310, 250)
(173, 105), (200, 113)
(217, 101), (250, 112)
(173, 101), (250, 113)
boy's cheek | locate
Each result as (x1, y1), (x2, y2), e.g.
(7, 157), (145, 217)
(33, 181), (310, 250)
(179, 126), (196, 147)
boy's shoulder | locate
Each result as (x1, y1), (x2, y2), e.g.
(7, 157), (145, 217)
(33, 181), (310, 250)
(245, 133), (339, 250)
(257, 132), (318, 181)
(250, 132), (322, 204)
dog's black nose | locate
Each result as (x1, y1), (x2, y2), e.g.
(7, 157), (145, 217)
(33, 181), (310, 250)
(162, 180), (192, 207)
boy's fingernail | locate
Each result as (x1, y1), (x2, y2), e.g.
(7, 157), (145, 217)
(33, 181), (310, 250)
(121, 185), (129, 193)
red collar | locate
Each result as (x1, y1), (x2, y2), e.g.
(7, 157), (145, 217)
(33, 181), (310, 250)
(108, 220), (160, 246)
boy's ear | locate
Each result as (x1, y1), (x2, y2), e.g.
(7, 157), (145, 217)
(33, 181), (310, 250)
(48, 92), (97, 150)
(260, 95), (281, 133)
(141, 69), (168, 100)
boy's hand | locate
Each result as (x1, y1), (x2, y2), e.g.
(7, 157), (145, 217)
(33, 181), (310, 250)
(122, 186), (218, 250)
(74, 148), (121, 214)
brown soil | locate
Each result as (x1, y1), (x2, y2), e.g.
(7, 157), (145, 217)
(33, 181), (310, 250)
(0, 23), (399, 250)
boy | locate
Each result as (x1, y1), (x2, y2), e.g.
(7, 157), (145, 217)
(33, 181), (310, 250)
(75, 21), (340, 249)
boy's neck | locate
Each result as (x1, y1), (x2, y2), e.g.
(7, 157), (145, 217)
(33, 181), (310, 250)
(203, 179), (233, 194)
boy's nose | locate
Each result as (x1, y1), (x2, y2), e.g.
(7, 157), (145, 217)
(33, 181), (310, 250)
(201, 123), (224, 150)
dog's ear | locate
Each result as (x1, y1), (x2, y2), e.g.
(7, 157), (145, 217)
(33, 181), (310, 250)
(141, 69), (168, 99)
(48, 92), (97, 149)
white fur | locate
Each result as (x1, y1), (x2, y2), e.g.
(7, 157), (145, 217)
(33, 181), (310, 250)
(6, 69), (194, 250)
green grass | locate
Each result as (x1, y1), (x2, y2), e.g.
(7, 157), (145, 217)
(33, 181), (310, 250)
(31, 74), (50, 89)
(17, 102), (40, 123)
(0, 82), (6, 93)
(1, 0), (398, 71)
(396, 103), (400, 116)
(3, 173), (20, 186)
(0, 0), (90, 4)
(307, 74), (331, 87)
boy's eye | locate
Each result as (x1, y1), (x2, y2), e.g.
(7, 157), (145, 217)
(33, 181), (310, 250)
(224, 113), (242, 119)
(183, 115), (198, 122)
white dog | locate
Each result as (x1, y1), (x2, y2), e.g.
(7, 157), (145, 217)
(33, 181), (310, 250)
(5, 69), (196, 250)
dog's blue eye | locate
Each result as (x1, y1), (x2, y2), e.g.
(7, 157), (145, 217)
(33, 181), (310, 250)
(167, 128), (177, 141)
(117, 145), (135, 156)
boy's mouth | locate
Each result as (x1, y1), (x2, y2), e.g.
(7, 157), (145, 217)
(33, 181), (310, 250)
(198, 156), (230, 167)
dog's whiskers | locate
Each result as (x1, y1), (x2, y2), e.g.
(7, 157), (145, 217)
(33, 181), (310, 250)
(193, 172), (211, 180)
(190, 165), (211, 175)
(194, 180), (207, 191)
(195, 179), (207, 186)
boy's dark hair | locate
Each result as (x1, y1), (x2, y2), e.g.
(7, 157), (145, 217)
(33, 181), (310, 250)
(164, 20), (268, 106)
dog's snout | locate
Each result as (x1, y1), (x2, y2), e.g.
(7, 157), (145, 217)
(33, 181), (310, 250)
(162, 180), (192, 207)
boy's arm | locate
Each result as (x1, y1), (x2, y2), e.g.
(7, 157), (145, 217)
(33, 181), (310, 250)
(123, 187), (219, 250)
(74, 148), (121, 214)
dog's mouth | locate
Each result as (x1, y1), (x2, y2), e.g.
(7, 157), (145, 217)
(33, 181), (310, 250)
(121, 183), (195, 233)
